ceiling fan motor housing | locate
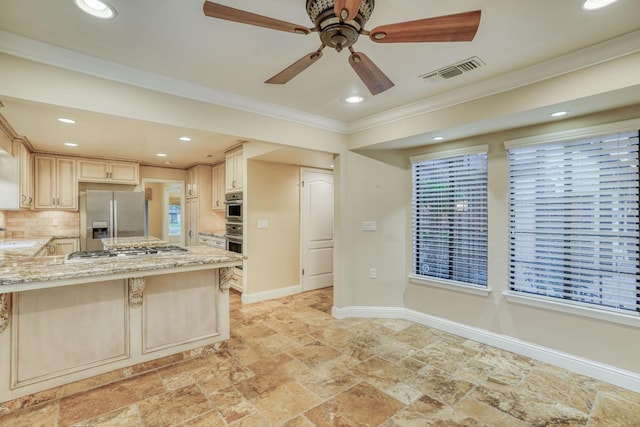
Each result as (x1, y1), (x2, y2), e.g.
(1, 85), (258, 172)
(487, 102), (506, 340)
(306, 0), (375, 51)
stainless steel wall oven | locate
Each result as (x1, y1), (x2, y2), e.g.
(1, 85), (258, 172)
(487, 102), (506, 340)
(225, 192), (242, 222)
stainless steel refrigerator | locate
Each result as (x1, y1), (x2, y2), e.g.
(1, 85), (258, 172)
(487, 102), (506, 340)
(83, 190), (146, 250)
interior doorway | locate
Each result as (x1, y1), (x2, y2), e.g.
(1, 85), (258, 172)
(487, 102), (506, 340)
(300, 168), (334, 291)
(142, 178), (185, 246)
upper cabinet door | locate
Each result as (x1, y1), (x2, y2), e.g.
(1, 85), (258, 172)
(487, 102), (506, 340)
(108, 162), (138, 184)
(225, 148), (243, 193)
(34, 155), (77, 210)
(77, 159), (138, 185)
(56, 158), (77, 209)
(34, 156), (57, 209)
(18, 142), (33, 209)
(212, 163), (225, 210)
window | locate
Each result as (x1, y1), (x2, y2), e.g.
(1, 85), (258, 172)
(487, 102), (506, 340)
(507, 130), (639, 313)
(168, 203), (182, 236)
(411, 146), (488, 287)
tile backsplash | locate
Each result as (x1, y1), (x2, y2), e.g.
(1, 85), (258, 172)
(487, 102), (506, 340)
(1, 210), (80, 238)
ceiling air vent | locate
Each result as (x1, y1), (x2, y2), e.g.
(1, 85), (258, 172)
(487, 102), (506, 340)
(420, 56), (485, 83)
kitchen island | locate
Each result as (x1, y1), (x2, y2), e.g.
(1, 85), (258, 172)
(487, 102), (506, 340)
(0, 238), (243, 403)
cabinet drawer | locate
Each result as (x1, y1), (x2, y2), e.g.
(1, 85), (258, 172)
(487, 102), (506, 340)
(199, 235), (225, 249)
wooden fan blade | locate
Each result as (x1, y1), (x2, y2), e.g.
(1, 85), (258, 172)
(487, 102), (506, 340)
(349, 52), (394, 95)
(334, 0), (362, 22)
(203, 1), (312, 35)
(369, 10), (481, 43)
(265, 51), (324, 84)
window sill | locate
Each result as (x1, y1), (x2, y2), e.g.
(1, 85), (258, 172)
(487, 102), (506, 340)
(504, 292), (640, 328)
(409, 275), (491, 297)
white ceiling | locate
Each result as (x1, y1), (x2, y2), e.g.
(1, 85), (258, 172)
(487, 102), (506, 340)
(0, 0), (640, 168)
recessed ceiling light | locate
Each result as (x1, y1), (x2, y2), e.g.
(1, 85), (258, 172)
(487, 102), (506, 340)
(345, 95), (364, 104)
(64, 142), (78, 147)
(57, 117), (76, 124)
(551, 111), (569, 117)
(582, 0), (619, 10)
(74, 0), (116, 19)
(179, 136), (192, 142)
(156, 153), (167, 157)
(433, 136), (445, 141)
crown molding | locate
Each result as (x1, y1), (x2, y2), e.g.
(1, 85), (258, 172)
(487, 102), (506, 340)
(1, 29), (639, 138)
(346, 29), (640, 134)
(0, 30), (347, 134)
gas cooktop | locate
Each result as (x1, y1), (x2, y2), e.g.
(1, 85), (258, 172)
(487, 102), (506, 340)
(66, 245), (188, 261)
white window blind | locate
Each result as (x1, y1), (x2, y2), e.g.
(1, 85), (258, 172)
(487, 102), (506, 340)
(412, 149), (488, 287)
(508, 131), (640, 313)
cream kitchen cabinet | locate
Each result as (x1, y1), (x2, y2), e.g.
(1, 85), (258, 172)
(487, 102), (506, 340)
(0, 140), (33, 210)
(34, 155), (77, 210)
(211, 162), (225, 210)
(53, 238), (79, 256)
(18, 141), (33, 209)
(225, 147), (243, 193)
(184, 165), (222, 246)
(185, 198), (199, 246)
(185, 166), (199, 198)
(77, 159), (139, 185)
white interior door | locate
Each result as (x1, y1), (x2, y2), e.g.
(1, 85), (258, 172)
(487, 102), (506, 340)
(301, 168), (334, 291)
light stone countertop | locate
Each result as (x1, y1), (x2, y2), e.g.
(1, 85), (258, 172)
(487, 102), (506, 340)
(101, 236), (167, 250)
(0, 245), (244, 291)
(0, 237), (53, 258)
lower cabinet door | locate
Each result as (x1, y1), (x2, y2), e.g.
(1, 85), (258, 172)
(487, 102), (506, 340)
(142, 270), (219, 353)
(12, 280), (128, 387)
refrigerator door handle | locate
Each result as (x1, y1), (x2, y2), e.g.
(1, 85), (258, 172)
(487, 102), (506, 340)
(113, 200), (118, 239)
(109, 200), (114, 239)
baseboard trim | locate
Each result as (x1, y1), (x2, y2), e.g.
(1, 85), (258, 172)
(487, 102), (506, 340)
(332, 305), (640, 393)
(241, 284), (301, 304)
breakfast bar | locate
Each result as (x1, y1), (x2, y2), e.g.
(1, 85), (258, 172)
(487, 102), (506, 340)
(0, 237), (243, 403)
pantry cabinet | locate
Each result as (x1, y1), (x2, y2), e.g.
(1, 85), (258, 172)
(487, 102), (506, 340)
(34, 155), (77, 210)
(225, 147), (243, 193)
(211, 163), (225, 210)
(184, 165), (222, 246)
(77, 159), (138, 184)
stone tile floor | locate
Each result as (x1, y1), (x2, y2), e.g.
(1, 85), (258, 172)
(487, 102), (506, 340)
(2, 286), (639, 426)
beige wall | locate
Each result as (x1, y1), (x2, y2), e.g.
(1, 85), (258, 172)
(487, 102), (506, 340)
(139, 166), (185, 183)
(145, 182), (163, 239)
(246, 160), (300, 294)
(335, 104), (640, 375)
(333, 149), (408, 309)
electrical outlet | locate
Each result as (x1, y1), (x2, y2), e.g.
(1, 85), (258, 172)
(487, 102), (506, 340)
(369, 268), (377, 279)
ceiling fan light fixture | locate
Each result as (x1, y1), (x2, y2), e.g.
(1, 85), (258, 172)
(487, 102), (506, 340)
(582, 0), (619, 10)
(74, 0), (116, 19)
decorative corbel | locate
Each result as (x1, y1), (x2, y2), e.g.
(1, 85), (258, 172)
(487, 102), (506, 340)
(0, 293), (9, 333)
(219, 267), (234, 292)
(128, 277), (145, 308)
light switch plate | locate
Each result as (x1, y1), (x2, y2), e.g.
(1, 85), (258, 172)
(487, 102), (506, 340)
(257, 219), (268, 229)
(362, 221), (377, 231)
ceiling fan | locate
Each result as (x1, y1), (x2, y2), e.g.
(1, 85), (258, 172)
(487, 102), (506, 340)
(203, 1), (481, 95)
